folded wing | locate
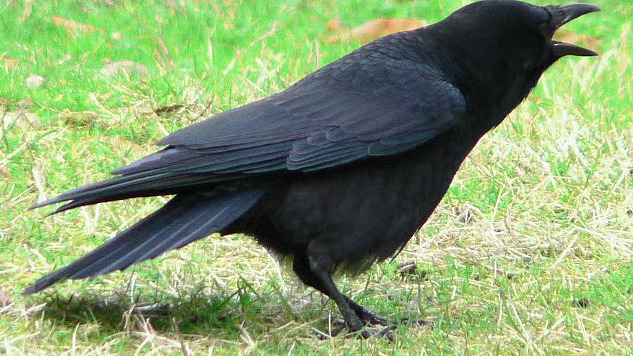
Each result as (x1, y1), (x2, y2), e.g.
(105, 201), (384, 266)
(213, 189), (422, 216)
(34, 49), (465, 212)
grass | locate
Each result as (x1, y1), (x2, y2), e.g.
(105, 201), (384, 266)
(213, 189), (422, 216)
(1, 0), (631, 354)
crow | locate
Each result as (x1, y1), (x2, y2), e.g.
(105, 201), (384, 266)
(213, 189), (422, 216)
(24, 1), (599, 336)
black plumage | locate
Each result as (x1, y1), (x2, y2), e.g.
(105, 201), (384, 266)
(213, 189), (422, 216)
(25, 1), (599, 336)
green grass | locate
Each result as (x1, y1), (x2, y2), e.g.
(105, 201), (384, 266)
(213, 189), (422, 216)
(1, 0), (632, 354)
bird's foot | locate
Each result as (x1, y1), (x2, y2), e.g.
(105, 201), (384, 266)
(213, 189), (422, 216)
(401, 316), (431, 327)
(354, 316), (429, 340)
(348, 300), (391, 326)
(351, 301), (431, 328)
(317, 315), (428, 340)
(359, 325), (398, 340)
(317, 321), (397, 340)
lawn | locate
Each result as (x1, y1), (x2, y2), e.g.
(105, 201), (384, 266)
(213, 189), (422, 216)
(1, 0), (631, 354)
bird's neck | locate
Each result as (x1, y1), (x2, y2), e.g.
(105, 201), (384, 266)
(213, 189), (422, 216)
(412, 25), (546, 130)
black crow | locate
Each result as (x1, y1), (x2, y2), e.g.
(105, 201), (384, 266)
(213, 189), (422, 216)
(25, 1), (599, 336)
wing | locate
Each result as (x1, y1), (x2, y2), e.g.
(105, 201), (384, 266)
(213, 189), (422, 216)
(115, 47), (465, 177)
(33, 39), (466, 213)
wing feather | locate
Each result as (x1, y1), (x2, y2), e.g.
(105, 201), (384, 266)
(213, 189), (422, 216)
(137, 58), (464, 175)
(34, 35), (466, 211)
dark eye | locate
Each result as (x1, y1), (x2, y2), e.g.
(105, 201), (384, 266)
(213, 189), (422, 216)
(530, 7), (552, 25)
(538, 7), (556, 36)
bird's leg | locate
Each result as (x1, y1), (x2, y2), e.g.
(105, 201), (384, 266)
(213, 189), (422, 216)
(344, 296), (391, 326)
(292, 246), (404, 339)
(292, 253), (365, 335)
(293, 251), (426, 340)
(346, 295), (429, 329)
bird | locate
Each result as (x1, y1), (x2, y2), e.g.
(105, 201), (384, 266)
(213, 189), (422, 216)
(24, 1), (599, 337)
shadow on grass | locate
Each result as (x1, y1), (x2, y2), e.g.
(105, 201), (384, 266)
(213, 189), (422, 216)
(31, 283), (306, 339)
(24, 270), (435, 341)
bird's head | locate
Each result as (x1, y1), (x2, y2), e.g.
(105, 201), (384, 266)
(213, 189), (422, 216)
(444, 1), (600, 67)
(431, 1), (600, 123)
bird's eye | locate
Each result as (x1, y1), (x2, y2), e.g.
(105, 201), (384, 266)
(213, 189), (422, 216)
(538, 9), (556, 36)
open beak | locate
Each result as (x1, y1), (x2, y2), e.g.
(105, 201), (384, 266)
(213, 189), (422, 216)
(548, 3), (601, 58)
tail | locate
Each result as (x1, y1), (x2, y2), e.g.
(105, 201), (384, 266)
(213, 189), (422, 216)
(28, 170), (226, 215)
(23, 190), (265, 295)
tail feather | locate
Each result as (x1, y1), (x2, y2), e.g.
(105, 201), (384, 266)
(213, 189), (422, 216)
(23, 190), (265, 295)
(29, 172), (226, 215)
